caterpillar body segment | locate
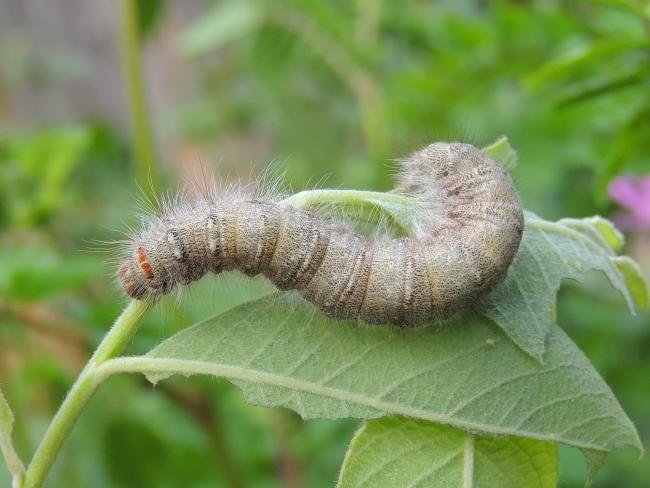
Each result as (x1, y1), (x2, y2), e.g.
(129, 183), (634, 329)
(118, 142), (524, 327)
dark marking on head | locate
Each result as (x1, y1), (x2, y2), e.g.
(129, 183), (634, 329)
(137, 247), (154, 279)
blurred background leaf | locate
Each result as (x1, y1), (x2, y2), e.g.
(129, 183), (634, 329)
(137, 0), (168, 39)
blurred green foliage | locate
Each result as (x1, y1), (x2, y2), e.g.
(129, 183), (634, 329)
(0, 1), (649, 486)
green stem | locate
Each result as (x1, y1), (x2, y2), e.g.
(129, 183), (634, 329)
(0, 438), (24, 488)
(355, 0), (381, 48)
(283, 188), (419, 233)
(462, 433), (474, 488)
(22, 300), (153, 488)
(283, 188), (410, 208)
(120, 0), (158, 198)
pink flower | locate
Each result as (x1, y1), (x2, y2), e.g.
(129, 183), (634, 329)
(608, 175), (650, 232)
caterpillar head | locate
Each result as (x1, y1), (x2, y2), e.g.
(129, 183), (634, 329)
(118, 240), (171, 300)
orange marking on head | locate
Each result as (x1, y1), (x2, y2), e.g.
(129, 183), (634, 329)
(137, 247), (154, 279)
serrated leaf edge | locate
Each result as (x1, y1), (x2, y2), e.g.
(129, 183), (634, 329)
(95, 355), (642, 455)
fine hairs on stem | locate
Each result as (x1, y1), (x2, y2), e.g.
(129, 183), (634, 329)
(22, 300), (153, 488)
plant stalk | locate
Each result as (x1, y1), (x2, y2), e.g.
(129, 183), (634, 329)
(283, 188), (411, 209)
(283, 188), (419, 233)
(120, 0), (158, 198)
(22, 300), (153, 488)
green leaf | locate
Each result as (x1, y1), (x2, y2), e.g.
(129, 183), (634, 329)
(581, 448), (608, 488)
(128, 292), (641, 479)
(179, 0), (265, 56)
(524, 39), (648, 91)
(2, 127), (90, 225)
(610, 256), (649, 309)
(137, 0), (167, 39)
(583, 0), (646, 16)
(482, 136), (518, 170)
(555, 69), (646, 107)
(336, 416), (557, 488)
(482, 211), (642, 361)
(0, 389), (25, 485)
(565, 216), (625, 252)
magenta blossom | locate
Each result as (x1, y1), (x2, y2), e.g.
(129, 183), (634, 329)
(608, 174), (650, 232)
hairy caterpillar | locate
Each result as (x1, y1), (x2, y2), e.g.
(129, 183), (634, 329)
(118, 142), (524, 327)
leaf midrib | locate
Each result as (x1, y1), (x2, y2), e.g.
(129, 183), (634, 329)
(463, 434), (474, 488)
(95, 356), (630, 453)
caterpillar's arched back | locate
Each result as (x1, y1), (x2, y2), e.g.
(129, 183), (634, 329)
(118, 142), (524, 327)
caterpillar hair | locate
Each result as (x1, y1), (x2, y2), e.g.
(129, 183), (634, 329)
(118, 142), (524, 327)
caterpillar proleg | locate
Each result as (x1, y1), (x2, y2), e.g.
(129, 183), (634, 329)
(118, 142), (524, 327)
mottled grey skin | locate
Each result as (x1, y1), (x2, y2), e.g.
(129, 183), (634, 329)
(118, 142), (524, 326)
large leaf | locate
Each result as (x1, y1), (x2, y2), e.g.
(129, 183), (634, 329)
(337, 416), (557, 488)
(0, 389), (24, 486)
(118, 293), (641, 481)
(481, 211), (646, 361)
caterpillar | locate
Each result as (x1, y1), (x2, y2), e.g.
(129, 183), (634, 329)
(118, 142), (524, 327)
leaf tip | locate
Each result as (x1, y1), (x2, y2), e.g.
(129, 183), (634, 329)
(482, 136), (518, 171)
(611, 256), (649, 310)
(589, 216), (625, 252)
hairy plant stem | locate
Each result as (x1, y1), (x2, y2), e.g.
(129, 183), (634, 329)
(120, 0), (158, 198)
(0, 424), (24, 488)
(284, 188), (411, 209)
(22, 300), (153, 488)
(283, 189), (419, 233)
(463, 433), (474, 488)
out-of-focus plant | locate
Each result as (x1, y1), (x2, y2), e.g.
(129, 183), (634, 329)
(525, 0), (650, 198)
(0, 128), (90, 227)
(178, 0), (389, 162)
